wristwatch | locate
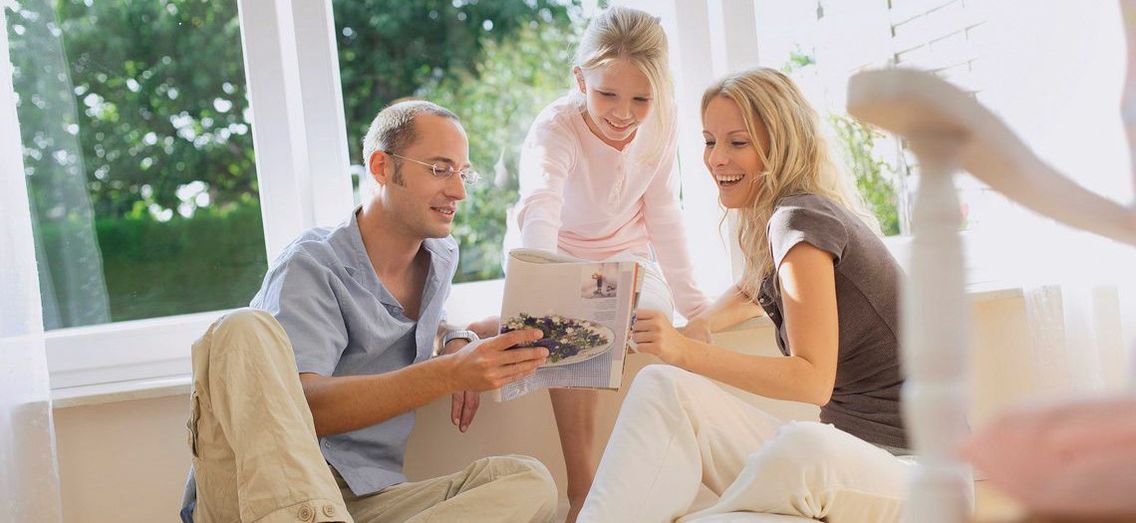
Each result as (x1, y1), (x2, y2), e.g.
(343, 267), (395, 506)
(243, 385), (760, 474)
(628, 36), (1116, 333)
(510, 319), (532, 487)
(442, 329), (480, 347)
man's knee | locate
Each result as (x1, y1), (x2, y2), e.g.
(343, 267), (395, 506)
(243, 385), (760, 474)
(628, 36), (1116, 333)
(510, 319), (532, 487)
(481, 455), (558, 514)
(212, 308), (278, 339)
(203, 308), (289, 357)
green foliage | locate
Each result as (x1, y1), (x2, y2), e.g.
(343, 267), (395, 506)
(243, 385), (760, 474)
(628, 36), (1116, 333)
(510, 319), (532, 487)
(33, 202), (268, 321)
(10, 0), (585, 325)
(11, 0), (579, 220)
(333, 0), (580, 166)
(780, 47), (901, 236)
(829, 114), (901, 236)
(10, 0), (255, 219)
(781, 47), (816, 73)
(331, 1), (582, 282)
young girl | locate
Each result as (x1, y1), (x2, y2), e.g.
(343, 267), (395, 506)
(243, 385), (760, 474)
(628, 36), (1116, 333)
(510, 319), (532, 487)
(504, 6), (710, 521)
(579, 68), (914, 522)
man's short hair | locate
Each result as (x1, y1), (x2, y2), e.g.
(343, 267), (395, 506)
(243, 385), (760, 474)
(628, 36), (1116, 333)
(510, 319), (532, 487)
(362, 100), (459, 173)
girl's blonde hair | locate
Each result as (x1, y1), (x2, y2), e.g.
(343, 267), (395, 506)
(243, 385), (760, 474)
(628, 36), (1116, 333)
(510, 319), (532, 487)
(573, 6), (673, 161)
(701, 67), (880, 298)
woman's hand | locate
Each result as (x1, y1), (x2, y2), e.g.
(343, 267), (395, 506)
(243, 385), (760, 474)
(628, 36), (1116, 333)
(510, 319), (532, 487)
(632, 309), (691, 365)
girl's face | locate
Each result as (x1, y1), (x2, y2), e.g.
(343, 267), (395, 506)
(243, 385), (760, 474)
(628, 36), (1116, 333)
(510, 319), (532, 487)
(574, 59), (653, 148)
(702, 95), (767, 209)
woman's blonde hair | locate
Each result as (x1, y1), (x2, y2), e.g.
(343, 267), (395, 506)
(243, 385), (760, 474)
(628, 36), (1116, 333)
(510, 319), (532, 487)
(573, 6), (673, 161)
(701, 67), (880, 298)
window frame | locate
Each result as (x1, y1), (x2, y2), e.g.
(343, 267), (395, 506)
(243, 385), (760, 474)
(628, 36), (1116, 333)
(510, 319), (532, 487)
(28, 0), (763, 394)
(40, 0), (355, 392)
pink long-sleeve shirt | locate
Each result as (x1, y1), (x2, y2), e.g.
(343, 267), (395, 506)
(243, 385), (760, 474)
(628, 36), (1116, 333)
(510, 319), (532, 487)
(509, 95), (710, 318)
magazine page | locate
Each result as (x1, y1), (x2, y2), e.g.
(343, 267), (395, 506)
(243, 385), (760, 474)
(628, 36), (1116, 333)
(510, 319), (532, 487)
(495, 249), (642, 401)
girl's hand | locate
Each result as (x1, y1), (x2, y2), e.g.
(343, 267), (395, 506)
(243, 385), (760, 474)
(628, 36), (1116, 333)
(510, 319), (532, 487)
(632, 309), (690, 364)
(679, 317), (712, 344)
(466, 315), (501, 339)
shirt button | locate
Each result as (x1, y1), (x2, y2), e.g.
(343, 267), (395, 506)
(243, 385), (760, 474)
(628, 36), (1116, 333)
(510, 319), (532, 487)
(296, 504), (315, 521)
(322, 440), (331, 448)
(322, 505), (338, 518)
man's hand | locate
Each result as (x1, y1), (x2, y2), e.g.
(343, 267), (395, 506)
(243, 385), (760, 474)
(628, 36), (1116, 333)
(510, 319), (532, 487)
(444, 327), (547, 394)
(632, 309), (690, 364)
(440, 337), (478, 433)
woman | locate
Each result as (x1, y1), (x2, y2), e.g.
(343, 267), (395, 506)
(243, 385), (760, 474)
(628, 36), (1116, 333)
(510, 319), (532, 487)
(504, 7), (710, 520)
(579, 67), (913, 523)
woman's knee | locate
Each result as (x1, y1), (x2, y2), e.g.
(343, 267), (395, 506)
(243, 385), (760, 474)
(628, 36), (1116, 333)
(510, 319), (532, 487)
(628, 364), (694, 396)
(748, 422), (850, 471)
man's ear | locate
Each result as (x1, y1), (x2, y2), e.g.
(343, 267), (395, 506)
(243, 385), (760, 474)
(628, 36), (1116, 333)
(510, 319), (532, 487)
(368, 151), (389, 187)
(572, 66), (586, 94)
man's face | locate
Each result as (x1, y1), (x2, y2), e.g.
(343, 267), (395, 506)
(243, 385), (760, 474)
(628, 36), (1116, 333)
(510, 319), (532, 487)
(377, 114), (470, 239)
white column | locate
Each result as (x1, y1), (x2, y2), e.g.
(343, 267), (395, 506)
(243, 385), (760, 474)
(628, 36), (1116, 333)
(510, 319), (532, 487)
(618, 0), (762, 297)
(0, 3), (64, 520)
(237, 0), (353, 261)
(287, 0), (354, 225)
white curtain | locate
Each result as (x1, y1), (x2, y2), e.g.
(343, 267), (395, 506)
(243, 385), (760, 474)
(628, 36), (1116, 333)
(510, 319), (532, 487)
(8, 0), (109, 329)
(980, 0), (1136, 394)
(0, 2), (64, 520)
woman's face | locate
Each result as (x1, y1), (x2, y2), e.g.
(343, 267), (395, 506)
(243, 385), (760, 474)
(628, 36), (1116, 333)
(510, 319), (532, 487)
(702, 95), (766, 209)
(575, 59), (654, 148)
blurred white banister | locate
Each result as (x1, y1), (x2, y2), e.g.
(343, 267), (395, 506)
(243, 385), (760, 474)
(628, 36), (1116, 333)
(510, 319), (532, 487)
(848, 21), (1136, 520)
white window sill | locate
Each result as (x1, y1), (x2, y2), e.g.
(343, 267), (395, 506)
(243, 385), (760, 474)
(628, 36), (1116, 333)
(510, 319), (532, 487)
(53, 375), (193, 409)
(49, 280), (1023, 409)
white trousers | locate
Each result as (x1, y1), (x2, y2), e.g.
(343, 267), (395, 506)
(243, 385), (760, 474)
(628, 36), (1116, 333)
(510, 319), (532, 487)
(579, 365), (912, 523)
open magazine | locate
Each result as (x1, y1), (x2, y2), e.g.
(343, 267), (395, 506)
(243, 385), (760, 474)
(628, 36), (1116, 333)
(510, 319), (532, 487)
(494, 249), (644, 402)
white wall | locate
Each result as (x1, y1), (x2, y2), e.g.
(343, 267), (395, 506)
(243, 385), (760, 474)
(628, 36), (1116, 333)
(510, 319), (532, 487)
(53, 292), (1041, 523)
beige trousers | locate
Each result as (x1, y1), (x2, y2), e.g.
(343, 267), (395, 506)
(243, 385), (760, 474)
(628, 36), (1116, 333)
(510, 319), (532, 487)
(188, 309), (558, 523)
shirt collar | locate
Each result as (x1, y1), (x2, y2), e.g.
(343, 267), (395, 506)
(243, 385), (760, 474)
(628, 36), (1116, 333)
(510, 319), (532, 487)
(340, 206), (457, 309)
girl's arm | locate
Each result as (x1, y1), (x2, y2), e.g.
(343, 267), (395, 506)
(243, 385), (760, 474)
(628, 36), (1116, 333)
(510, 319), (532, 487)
(633, 242), (839, 405)
(515, 116), (578, 253)
(683, 283), (764, 337)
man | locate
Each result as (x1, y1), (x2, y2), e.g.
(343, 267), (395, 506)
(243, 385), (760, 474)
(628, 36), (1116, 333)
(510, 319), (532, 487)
(181, 101), (557, 523)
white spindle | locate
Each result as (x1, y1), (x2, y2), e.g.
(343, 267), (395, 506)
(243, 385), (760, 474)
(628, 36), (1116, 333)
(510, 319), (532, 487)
(900, 134), (974, 523)
(849, 2), (1136, 519)
(850, 65), (1136, 523)
(1122, 0), (1136, 193)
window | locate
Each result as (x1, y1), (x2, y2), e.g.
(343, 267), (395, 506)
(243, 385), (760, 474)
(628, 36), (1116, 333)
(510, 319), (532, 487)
(9, 0), (265, 330)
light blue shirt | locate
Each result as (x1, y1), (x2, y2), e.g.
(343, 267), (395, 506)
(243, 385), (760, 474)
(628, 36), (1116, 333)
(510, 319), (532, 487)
(253, 209), (457, 495)
(182, 209), (458, 520)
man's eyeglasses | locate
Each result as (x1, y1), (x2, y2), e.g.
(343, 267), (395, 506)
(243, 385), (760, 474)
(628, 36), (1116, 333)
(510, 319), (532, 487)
(387, 152), (480, 185)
